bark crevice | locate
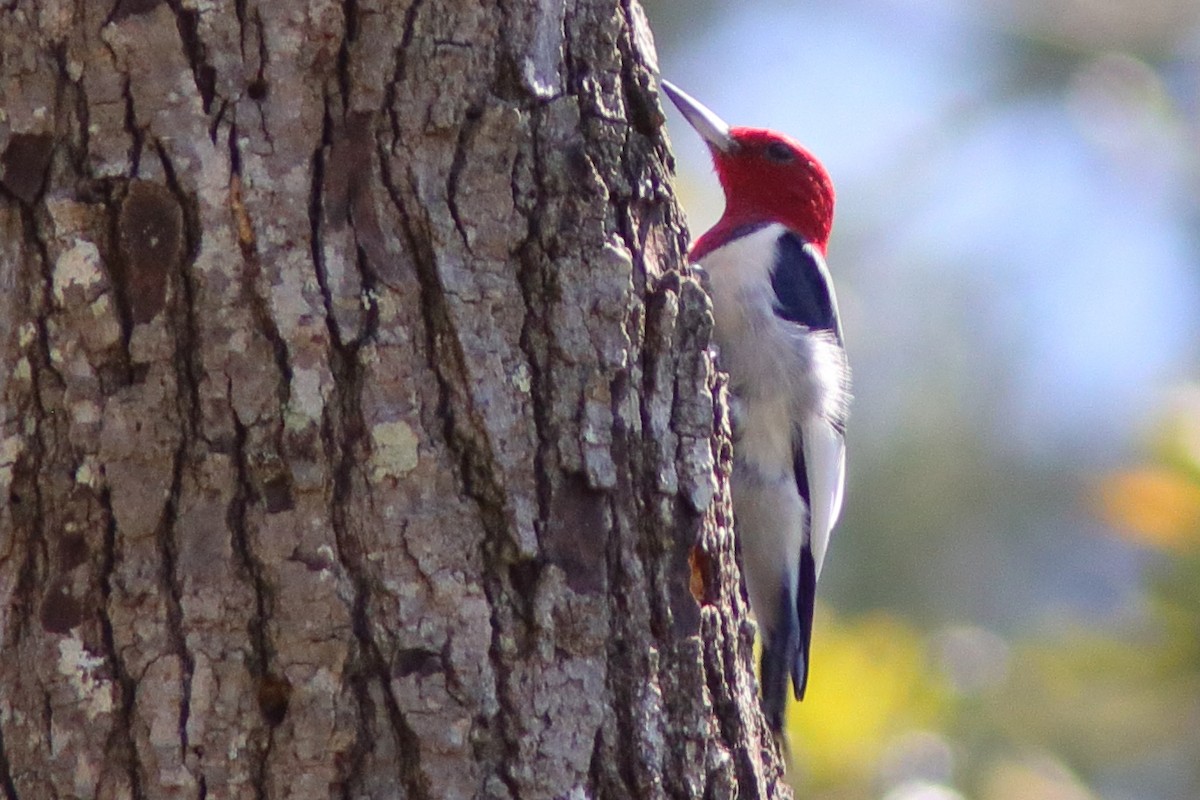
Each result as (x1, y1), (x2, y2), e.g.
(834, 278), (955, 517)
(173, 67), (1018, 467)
(505, 31), (559, 532)
(7, 207), (55, 645)
(155, 141), (207, 778)
(120, 75), (144, 176)
(0, 721), (17, 800)
(98, 487), (146, 800)
(377, 66), (539, 792)
(229, 126), (293, 410)
(446, 101), (486, 252)
(313, 81), (431, 796)
(228, 412), (275, 800)
(165, 0), (218, 114)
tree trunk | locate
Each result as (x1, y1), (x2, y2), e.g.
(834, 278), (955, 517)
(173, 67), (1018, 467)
(0, 0), (785, 797)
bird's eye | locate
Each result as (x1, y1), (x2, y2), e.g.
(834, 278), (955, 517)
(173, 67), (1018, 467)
(764, 142), (795, 163)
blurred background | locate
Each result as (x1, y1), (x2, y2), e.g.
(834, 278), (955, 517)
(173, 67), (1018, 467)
(643, 0), (1200, 798)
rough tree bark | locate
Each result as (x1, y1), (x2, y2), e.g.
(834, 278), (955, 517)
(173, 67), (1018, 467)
(0, 0), (787, 797)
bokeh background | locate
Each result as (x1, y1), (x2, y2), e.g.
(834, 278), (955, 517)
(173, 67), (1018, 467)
(642, 1), (1200, 798)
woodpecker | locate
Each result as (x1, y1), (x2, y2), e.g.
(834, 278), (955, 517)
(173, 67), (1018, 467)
(662, 80), (849, 735)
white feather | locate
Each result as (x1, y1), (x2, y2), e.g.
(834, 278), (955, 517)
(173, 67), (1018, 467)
(801, 417), (845, 577)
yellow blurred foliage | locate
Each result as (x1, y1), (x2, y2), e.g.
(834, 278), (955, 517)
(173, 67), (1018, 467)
(785, 608), (949, 788)
(1095, 467), (1200, 551)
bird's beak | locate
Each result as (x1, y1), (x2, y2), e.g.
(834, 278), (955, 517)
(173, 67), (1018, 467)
(661, 80), (735, 154)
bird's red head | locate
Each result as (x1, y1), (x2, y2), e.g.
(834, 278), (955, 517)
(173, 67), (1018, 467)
(661, 81), (835, 258)
(712, 127), (834, 252)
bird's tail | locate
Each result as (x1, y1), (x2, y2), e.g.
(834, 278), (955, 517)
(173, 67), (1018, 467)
(760, 586), (803, 735)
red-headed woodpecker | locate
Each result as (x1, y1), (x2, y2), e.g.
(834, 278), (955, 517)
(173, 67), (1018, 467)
(662, 80), (849, 735)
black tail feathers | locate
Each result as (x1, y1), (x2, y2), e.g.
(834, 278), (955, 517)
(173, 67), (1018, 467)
(759, 546), (818, 733)
(760, 584), (804, 734)
(760, 622), (799, 733)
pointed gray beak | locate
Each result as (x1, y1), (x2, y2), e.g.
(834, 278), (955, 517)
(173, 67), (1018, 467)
(661, 80), (735, 154)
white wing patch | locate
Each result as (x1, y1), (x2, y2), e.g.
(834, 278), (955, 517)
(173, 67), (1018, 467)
(801, 416), (845, 578)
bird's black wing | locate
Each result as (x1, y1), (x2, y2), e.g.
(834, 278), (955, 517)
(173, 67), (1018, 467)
(769, 231), (842, 342)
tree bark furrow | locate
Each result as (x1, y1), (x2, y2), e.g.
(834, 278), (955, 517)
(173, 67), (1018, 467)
(98, 485), (146, 800)
(7, 210), (52, 649)
(0, 723), (17, 800)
